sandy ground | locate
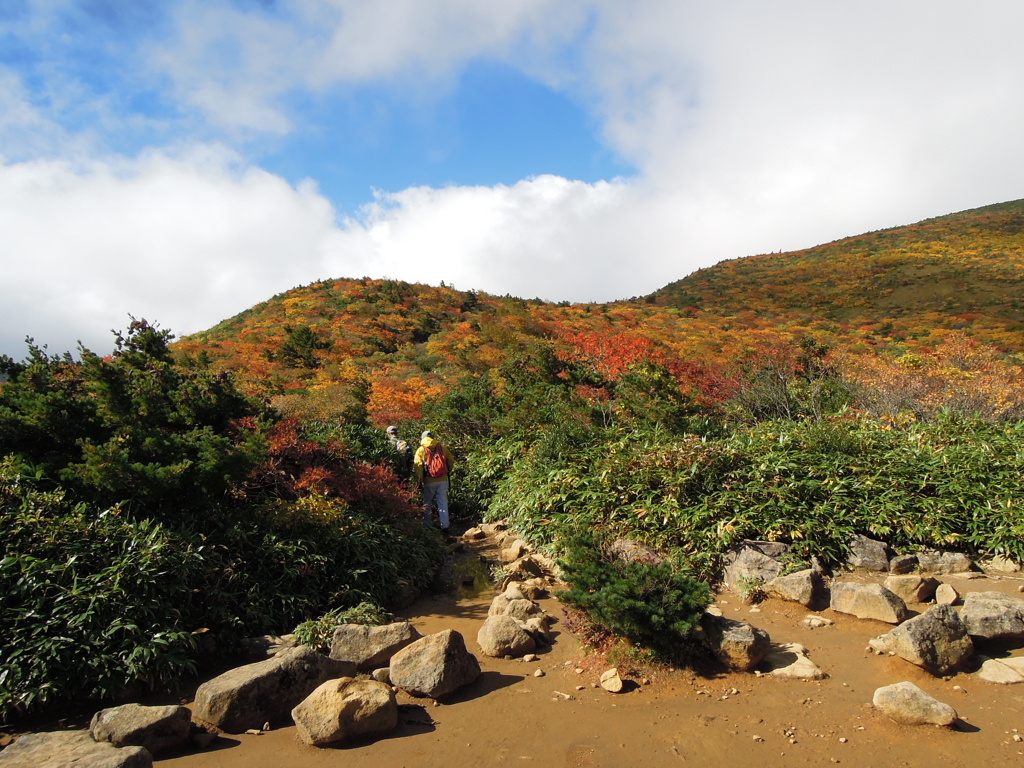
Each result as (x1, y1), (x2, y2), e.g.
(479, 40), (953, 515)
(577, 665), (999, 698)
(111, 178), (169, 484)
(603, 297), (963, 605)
(157, 542), (1024, 768)
(8, 536), (1024, 768)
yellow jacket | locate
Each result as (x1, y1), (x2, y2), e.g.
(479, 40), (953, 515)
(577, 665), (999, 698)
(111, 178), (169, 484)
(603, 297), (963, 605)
(414, 436), (454, 484)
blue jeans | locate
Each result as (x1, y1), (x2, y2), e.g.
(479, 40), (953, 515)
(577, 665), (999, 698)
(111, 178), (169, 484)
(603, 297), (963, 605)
(422, 480), (449, 529)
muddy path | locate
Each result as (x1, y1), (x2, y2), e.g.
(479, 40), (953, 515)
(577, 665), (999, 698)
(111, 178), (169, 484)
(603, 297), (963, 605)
(155, 546), (1024, 768)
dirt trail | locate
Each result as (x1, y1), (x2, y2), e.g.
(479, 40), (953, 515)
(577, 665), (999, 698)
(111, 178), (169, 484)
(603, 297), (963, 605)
(154, 534), (1024, 768)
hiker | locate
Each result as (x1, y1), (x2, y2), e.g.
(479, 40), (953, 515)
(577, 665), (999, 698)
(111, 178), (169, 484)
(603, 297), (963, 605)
(414, 430), (455, 532)
(386, 425), (413, 478)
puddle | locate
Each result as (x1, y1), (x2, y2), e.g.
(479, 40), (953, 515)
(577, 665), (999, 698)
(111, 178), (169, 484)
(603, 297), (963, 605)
(452, 556), (496, 599)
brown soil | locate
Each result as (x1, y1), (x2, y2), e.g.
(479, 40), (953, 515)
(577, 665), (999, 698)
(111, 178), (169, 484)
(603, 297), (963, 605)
(157, 534), (1024, 768)
(15, 534), (1024, 768)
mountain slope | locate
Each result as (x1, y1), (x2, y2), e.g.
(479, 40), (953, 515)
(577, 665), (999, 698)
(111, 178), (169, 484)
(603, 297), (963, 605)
(647, 199), (1024, 348)
(175, 199), (1024, 421)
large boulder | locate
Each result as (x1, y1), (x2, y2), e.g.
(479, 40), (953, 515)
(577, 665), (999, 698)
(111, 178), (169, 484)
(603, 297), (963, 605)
(959, 591), (1024, 641)
(868, 604), (973, 675)
(701, 613), (771, 671)
(722, 541), (791, 588)
(915, 550), (974, 575)
(883, 575), (940, 604)
(766, 569), (825, 608)
(0, 730), (152, 768)
(389, 629), (481, 698)
(847, 534), (892, 571)
(192, 646), (355, 733)
(477, 614), (537, 658)
(488, 594), (544, 621)
(830, 582), (908, 624)
(329, 622), (422, 671)
(291, 677), (398, 746)
(89, 703), (191, 755)
(872, 682), (958, 726)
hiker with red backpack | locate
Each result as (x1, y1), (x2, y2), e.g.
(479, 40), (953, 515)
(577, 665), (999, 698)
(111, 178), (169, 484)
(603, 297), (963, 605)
(414, 430), (455, 533)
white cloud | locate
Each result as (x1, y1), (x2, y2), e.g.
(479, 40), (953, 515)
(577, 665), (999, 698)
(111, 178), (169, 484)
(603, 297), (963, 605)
(154, 0), (588, 131)
(0, 146), (340, 356)
(4, 1), (1024, 359)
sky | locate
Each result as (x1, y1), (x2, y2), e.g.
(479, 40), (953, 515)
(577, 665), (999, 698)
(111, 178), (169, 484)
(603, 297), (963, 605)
(2, 1), (1024, 358)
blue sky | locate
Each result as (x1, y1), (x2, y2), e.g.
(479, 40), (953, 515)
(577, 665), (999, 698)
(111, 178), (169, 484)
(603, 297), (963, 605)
(2, 1), (1024, 357)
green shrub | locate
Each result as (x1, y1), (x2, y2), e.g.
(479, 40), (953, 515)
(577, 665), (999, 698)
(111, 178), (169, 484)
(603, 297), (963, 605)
(0, 320), (265, 518)
(0, 460), (443, 725)
(557, 532), (711, 659)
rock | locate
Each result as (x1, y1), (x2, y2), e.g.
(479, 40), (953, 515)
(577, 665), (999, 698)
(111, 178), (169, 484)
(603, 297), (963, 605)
(801, 615), (834, 629)
(478, 522), (507, 534)
(868, 604), (973, 675)
(519, 615), (555, 645)
(190, 731), (217, 749)
(509, 579), (547, 600)
(701, 614), (771, 671)
(503, 583), (527, 600)
(89, 703), (191, 755)
(462, 527), (486, 540)
(533, 669), (545, 678)
(766, 568), (825, 608)
(488, 593), (513, 616)
(330, 622), (422, 671)
(871, 682), (958, 726)
(608, 538), (664, 565)
(499, 556), (545, 588)
(935, 583), (960, 605)
(192, 646), (355, 733)
(504, 598), (545, 622)
(477, 614), (537, 657)
(370, 667), (391, 685)
(889, 554), (919, 574)
(390, 629), (481, 698)
(291, 677), (398, 746)
(976, 656), (1024, 684)
(847, 534), (892, 571)
(500, 539), (528, 563)
(915, 550), (974, 575)
(883, 575), (940, 604)
(761, 643), (826, 680)
(238, 634), (298, 662)
(600, 668), (624, 693)
(0, 730), (152, 767)
(984, 555), (1022, 573)
(960, 591), (1024, 640)
(722, 541), (791, 587)
(830, 582), (908, 624)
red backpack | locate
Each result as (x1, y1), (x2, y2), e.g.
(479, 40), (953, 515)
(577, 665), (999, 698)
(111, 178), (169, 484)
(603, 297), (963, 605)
(423, 445), (448, 478)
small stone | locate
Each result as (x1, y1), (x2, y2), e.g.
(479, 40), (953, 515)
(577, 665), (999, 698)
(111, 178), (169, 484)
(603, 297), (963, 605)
(576, 685), (586, 691)
(600, 668), (624, 693)
(534, 669), (545, 678)
(753, 735), (764, 742)
(839, 737), (848, 743)
(244, 729), (262, 735)
(575, 668), (584, 674)
(1014, 734), (1023, 743)
(523, 654), (539, 663)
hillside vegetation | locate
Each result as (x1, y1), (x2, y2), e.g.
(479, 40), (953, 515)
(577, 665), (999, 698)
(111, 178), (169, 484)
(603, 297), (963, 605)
(3, 199), (1024, 723)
